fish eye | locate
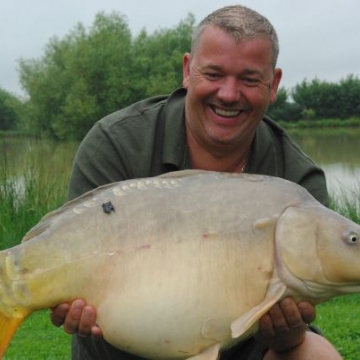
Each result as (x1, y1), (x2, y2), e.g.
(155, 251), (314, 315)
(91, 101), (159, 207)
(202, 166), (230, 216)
(344, 231), (359, 245)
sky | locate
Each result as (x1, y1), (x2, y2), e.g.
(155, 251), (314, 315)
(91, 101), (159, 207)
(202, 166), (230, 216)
(1, 0), (359, 96)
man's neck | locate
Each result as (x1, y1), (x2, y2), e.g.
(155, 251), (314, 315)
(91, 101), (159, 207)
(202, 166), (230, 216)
(186, 131), (252, 173)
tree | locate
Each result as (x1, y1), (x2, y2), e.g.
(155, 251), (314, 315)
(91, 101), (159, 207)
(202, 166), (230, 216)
(291, 76), (360, 120)
(338, 74), (360, 119)
(19, 12), (133, 140)
(266, 87), (302, 122)
(18, 12), (195, 140)
(131, 14), (194, 98)
(0, 88), (22, 131)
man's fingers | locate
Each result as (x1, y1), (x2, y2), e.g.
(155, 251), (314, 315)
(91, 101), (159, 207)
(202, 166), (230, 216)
(297, 301), (316, 324)
(77, 305), (97, 337)
(50, 303), (71, 327)
(279, 298), (304, 329)
(267, 301), (289, 332)
(63, 299), (86, 334)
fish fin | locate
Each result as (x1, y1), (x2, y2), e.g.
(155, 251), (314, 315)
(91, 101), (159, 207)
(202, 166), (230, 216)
(201, 316), (230, 341)
(185, 343), (221, 360)
(231, 281), (287, 338)
(158, 170), (211, 178)
(0, 313), (24, 358)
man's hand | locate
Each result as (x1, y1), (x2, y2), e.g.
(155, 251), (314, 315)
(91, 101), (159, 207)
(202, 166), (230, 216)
(256, 298), (315, 352)
(50, 297), (314, 351)
(50, 299), (102, 339)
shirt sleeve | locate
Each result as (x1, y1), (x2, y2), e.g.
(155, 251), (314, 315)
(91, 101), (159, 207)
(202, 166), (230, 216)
(68, 122), (131, 200)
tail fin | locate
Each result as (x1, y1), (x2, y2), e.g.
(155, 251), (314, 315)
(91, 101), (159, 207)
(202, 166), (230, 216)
(0, 312), (24, 359)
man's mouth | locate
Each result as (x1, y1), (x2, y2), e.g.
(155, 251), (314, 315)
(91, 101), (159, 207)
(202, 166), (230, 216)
(212, 106), (242, 118)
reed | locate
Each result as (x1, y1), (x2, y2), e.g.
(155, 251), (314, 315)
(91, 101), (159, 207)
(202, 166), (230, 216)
(0, 145), (71, 249)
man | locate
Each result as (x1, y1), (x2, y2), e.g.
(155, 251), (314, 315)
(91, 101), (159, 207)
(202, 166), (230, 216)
(51, 5), (342, 360)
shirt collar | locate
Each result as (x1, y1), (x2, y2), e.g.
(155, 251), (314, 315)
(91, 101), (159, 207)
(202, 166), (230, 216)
(247, 118), (278, 176)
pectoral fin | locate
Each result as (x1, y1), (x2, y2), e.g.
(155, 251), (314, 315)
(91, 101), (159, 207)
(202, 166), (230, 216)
(186, 343), (221, 360)
(231, 281), (286, 339)
(0, 312), (25, 359)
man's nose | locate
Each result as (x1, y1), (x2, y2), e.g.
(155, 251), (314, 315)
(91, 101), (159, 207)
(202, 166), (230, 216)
(217, 78), (241, 103)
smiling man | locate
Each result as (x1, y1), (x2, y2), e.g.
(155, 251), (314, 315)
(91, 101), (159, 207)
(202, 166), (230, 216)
(183, 24), (282, 173)
(50, 5), (342, 360)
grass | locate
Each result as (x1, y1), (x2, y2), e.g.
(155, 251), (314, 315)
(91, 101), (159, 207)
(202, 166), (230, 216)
(4, 311), (71, 360)
(278, 117), (360, 130)
(0, 142), (73, 359)
(316, 295), (360, 360)
(0, 156), (360, 359)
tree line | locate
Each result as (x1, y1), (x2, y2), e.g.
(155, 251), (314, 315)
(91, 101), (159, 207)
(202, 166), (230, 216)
(1, 11), (359, 140)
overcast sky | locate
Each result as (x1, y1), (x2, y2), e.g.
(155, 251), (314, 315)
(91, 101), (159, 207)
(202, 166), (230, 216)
(2, 0), (359, 96)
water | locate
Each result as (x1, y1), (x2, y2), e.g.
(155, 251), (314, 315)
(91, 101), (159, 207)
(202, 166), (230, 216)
(288, 127), (360, 197)
(1, 129), (359, 198)
(0, 137), (78, 199)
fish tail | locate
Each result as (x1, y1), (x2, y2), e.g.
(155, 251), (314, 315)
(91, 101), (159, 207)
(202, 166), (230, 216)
(0, 312), (24, 359)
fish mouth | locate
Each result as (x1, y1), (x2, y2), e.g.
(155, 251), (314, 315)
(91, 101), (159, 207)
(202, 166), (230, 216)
(211, 106), (243, 118)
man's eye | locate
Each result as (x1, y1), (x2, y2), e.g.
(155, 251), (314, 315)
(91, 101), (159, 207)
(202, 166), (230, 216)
(204, 73), (221, 80)
(242, 78), (260, 86)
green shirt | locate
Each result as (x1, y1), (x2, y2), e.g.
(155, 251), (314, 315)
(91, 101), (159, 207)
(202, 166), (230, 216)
(69, 87), (328, 360)
(69, 88), (328, 205)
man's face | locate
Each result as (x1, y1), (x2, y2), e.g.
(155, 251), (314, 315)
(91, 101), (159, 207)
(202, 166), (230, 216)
(183, 26), (282, 152)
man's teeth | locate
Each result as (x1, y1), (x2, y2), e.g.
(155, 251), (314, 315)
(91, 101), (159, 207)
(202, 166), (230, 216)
(213, 107), (240, 117)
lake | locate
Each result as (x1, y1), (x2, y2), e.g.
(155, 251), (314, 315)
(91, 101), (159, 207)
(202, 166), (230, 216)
(288, 127), (360, 197)
(1, 128), (360, 198)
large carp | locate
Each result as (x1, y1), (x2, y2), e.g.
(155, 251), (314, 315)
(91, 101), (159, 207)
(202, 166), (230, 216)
(0, 170), (359, 359)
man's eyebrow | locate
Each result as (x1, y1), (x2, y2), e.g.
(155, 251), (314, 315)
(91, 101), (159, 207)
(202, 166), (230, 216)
(241, 68), (263, 76)
(201, 64), (222, 71)
(200, 64), (265, 78)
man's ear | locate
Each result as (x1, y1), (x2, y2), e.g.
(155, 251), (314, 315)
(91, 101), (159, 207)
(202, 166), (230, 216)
(182, 52), (191, 89)
(270, 68), (282, 103)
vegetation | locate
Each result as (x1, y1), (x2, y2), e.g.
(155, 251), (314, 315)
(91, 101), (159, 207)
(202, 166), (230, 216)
(267, 75), (360, 123)
(16, 11), (194, 140)
(0, 11), (359, 140)
(0, 89), (23, 131)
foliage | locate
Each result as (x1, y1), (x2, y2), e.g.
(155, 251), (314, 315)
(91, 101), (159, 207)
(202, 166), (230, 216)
(291, 75), (360, 120)
(267, 75), (360, 123)
(1, 9), (356, 138)
(267, 87), (302, 122)
(0, 139), (73, 249)
(18, 12), (194, 140)
(0, 88), (23, 131)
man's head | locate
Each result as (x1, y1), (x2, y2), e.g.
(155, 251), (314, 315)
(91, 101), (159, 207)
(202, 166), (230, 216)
(191, 5), (279, 68)
(183, 5), (282, 155)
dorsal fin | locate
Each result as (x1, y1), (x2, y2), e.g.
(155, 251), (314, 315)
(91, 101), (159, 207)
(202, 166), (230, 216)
(158, 169), (211, 178)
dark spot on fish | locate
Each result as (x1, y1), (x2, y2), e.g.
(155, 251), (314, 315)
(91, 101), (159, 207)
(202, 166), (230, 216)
(102, 201), (115, 214)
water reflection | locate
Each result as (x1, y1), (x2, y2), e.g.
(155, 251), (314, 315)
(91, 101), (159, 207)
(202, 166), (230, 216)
(288, 128), (360, 196)
(0, 137), (78, 179)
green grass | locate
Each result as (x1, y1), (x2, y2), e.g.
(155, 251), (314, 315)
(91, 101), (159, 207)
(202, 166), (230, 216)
(278, 117), (360, 130)
(1, 152), (72, 359)
(4, 311), (71, 360)
(316, 295), (360, 360)
(1, 162), (360, 359)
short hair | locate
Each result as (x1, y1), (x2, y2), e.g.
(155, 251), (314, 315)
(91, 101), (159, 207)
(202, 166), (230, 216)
(191, 5), (279, 67)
